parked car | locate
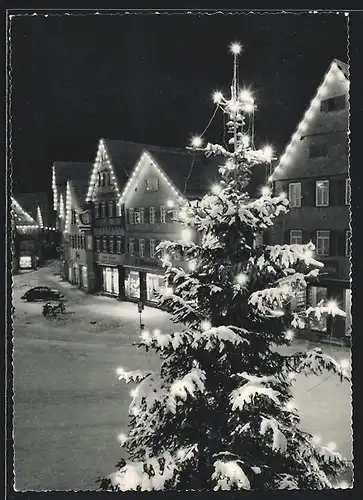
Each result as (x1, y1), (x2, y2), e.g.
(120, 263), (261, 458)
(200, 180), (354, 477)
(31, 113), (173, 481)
(21, 286), (64, 302)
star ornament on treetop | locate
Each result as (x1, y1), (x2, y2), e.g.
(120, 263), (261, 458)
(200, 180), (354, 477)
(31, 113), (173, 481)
(230, 42), (243, 55)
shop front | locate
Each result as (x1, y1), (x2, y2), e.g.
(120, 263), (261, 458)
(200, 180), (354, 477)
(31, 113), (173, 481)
(101, 266), (120, 296)
(123, 267), (167, 306)
(68, 263), (80, 286)
(19, 255), (33, 270)
(94, 252), (124, 298)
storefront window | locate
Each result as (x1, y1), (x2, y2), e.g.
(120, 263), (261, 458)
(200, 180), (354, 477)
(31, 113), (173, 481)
(125, 271), (140, 299)
(146, 273), (165, 302)
(102, 267), (119, 296)
(68, 266), (72, 283)
(308, 286), (328, 331)
(81, 266), (88, 289)
(19, 256), (32, 269)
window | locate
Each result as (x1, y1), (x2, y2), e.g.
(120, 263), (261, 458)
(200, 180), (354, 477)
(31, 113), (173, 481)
(288, 182), (301, 208)
(116, 202), (122, 217)
(309, 143), (328, 159)
(108, 200), (114, 218)
(139, 238), (145, 257)
(316, 230), (330, 256)
(128, 208), (134, 224)
(87, 235), (93, 250)
(345, 178), (351, 205)
(116, 236), (122, 254)
(290, 230), (302, 245)
(129, 237), (135, 256)
(346, 230), (351, 257)
(139, 207), (145, 224)
(101, 202), (107, 218)
(316, 180), (329, 206)
(145, 177), (159, 192)
(97, 172), (101, 187)
(102, 237), (108, 253)
(94, 203), (100, 218)
(80, 235), (84, 249)
(254, 233), (264, 248)
(150, 239), (156, 258)
(160, 206), (166, 223)
(320, 95), (346, 112)
(109, 236), (114, 253)
(71, 210), (77, 224)
(308, 286), (328, 332)
(149, 206), (156, 224)
(95, 236), (101, 253)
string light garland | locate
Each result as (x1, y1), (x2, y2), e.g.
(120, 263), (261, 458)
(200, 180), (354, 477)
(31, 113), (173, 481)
(119, 150), (186, 206)
(11, 197), (37, 225)
(37, 206), (44, 228)
(64, 182), (72, 233)
(52, 166), (58, 211)
(269, 60), (349, 182)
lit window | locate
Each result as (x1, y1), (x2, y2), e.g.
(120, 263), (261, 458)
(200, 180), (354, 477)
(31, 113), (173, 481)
(346, 230), (351, 257)
(290, 230), (302, 245)
(139, 238), (145, 257)
(109, 236), (114, 253)
(150, 239), (156, 258)
(101, 202), (107, 218)
(108, 201), (114, 218)
(316, 180), (329, 206)
(129, 237), (134, 256)
(128, 208), (134, 224)
(320, 95), (346, 112)
(149, 207), (156, 224)
(345, 178), (351, 205)
(309, 143), (328, 159)
(139, 207), (144, 224)
(288, 182), (301, 208)
(316, 230), (330, 256)
(94, 204), (100, 219)
(102, 237), (108, 253)
(160, 206), (166, 223)
(116, 202), (122, 217)
(95, 236), (101, 253)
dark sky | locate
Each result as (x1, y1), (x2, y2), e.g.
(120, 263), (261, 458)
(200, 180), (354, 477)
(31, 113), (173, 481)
(9, 12), (348, 196)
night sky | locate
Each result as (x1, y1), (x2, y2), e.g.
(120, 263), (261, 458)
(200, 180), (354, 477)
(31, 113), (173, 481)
(9, 12), (348, 197)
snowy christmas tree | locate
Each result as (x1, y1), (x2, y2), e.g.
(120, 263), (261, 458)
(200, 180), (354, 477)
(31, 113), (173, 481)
(99, 43), (350, 491)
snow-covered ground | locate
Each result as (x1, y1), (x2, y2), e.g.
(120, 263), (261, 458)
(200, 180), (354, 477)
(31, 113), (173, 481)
(12, 262), (353, 491)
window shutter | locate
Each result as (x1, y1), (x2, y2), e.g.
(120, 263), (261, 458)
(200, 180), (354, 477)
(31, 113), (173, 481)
(144, 207), (150, 223)
(302, 230), (311, 244)
(309, 231), (316, 246)
(302, 180), (315, 206)
(330, 179), (339, 206)
(283, 230), (289, 244)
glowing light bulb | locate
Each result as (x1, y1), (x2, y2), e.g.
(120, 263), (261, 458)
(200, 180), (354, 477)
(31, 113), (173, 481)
(181, 228), (192, 242)
(188, 260), (197, 271)
(211, 183), (222, 195)
(130, 388), (138, 398)
(285, 329), (294, 341)
(230, 42), (242, 55)
(312, 435), (321, 445)
(263, 145), (274, 159)
(191, 136), (202, 148)
(166, 199), (174, 208)
(327, 300), (339, 315)
(327, 441), (336, 452)
(213, 91), (223, 104)
(261, 186), (271, 196)
(117, 433), (127, 444)
(279, 191), (287, 199)
(201, 320), (212, 331)
(239, 89), (253, 102)
(116, 367), (125, 376)
(243, 102), (254, 113)
(235, 272), (248, 286)
(141, 330), (151, 342)
(339, 358), (350, 370)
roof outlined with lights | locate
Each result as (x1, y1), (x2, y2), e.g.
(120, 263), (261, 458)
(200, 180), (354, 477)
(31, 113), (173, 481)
(270, 59), (349, 182)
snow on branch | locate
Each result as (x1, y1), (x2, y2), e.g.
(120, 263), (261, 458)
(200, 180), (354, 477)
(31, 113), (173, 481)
(192, 325), (250, 352)
(211, 459), (251, 490)
(230, 373), (281, 411)
(116, 367), (152, 384)
(106, 452), (178, 491)
(129, 376), (166, 415)
(166, 365), (206, 414)
(276, 474), (299, 489)
(260, 416), (287, 453)
(265, 242), (323, 270)
(284, 348), (350, 382)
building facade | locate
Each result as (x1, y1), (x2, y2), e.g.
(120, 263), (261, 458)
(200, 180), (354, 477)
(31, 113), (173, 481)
(269, 59), (350, 341)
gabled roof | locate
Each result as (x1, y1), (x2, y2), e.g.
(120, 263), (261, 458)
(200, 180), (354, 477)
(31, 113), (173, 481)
(13, 192), (49, 226)
(271, 59), (349, 182)
(11, 196), (38, 226)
